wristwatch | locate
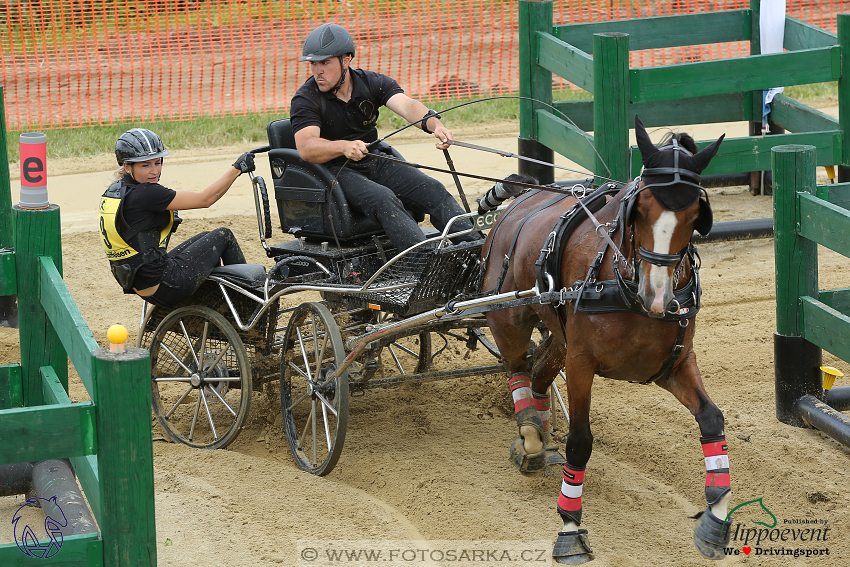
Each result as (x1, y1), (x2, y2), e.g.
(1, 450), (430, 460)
(421, 109), (442, 134)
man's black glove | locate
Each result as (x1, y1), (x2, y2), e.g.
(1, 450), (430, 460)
(233, 152), (255, 174)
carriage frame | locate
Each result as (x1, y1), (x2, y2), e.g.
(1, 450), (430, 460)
(137, 145), (571, 475)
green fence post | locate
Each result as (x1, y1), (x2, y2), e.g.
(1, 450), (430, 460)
(93, 345), (157, 566)
(838, 14), (850, 182)
(593, 32), (630, 185)
(772, 144), (822, 426)
(14, 203), (68, 404)
(0, 87), (18, 329)
(518, 0), (554, 184)
(0, 87), (12, 248)
(746, 0), (765, 193)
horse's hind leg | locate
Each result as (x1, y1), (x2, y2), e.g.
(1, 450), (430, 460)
(530, 331), (567, 467)
(658, 352), (731, 560)
(487, 307), (550, 473)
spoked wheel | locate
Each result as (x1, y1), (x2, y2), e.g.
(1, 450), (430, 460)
(280, 302), (349, 476)
(381, 329), (432, 377)
(148, 306), (252, 449)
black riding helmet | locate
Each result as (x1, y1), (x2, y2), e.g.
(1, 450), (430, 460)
(300, 23), (355, 94)
(115, 128), (169, 166)
(300, 23), (355, 61)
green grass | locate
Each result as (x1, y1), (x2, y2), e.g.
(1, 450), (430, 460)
(0, 84), (834, 162)
(783, 81), (838, 102)
(4, 112), (287, 162)
(2, 94), (537, 162)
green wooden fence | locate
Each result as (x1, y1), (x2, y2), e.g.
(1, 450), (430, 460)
(0, 87), (157, 566)
(518, 0), (849, 185)
(772, 144), (850, 447)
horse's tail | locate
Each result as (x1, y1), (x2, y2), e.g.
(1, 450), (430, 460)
(477, 173), (538, 215)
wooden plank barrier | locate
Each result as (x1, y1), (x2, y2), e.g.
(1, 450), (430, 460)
(0, 92), (156, 565)
(517, 0), (850, 192)
(772, 144), (850, 449)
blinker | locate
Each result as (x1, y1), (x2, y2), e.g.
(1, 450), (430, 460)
(640, 139), (702, 212)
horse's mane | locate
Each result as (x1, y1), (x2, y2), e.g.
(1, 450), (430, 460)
(658, 131), (698, 154)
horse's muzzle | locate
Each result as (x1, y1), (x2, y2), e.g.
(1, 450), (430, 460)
(637, 268), (675, 318)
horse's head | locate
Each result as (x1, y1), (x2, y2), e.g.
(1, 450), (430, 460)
(628, 115), (724, 317)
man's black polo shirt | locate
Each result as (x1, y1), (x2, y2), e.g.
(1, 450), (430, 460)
(290, 68), (404, 165)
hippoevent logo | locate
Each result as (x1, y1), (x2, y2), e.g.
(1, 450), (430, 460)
(722, 498), (831, 558)
(12, 496), (67, 559)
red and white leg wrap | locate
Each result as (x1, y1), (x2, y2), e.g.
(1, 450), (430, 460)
(509, 374), (534, 415)
(701, 435), (730, 505)
(532, 390), (551, 433)
(557, 463), (585, 524)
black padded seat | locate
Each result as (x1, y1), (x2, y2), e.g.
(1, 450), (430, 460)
(266, 119), (424, 243)
(210, 264), (268, 286)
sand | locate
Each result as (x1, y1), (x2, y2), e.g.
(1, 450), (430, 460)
(0, 113), (848, 566)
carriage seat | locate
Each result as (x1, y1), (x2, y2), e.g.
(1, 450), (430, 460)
(266, 119), (425, 243)
(209, 263), (268, 287)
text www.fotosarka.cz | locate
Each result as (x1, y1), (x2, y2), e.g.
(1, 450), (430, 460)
(297, 540), (551, 566)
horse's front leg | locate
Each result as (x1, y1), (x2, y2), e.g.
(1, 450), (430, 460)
(659, 349), (731, 560)
(552, 354), (595, 565)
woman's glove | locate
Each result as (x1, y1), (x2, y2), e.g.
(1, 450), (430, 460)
(233, 152), (255, 174)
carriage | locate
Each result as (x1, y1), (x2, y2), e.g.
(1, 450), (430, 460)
(136, 113), (735, 562)
(136, 118), (575, 476)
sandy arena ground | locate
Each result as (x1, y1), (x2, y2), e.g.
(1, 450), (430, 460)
(1, 114), (849, 566)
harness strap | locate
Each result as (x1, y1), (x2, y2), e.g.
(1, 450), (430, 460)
(534, 184), (622, 334)
(482, 189), (538, 264)
(638, 245), (686, 267)
(633, 321), (689, 385)
(487, 192), (570, 294)
(572, 247), (607, 316)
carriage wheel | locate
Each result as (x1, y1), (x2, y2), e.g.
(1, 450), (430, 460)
(381, 330), (432, 376)
(280, 302), (349, 476)
(148, 306), (252, 450)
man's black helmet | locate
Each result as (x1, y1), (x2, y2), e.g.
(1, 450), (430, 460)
(300, 23), (355, 62)
(115, 128), (169, 165)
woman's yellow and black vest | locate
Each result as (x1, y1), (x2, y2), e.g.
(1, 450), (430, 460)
(99, 180), (174, 292)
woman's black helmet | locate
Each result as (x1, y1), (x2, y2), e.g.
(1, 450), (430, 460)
(300, 23), (355, 62)
(115, 128), (169, 165)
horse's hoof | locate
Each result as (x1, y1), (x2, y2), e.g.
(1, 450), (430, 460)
(552, 529), (594, 564)
(510, 437), (546, 474)
(692, 508), (731, 560)
(545, 447), (566, 467)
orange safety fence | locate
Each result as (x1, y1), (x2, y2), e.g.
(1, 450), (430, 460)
(0, 0), (847, 130)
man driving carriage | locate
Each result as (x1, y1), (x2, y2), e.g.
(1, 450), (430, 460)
(290, 23), (480, 251)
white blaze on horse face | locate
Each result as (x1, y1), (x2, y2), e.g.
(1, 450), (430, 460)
(648, 211), (678, 314)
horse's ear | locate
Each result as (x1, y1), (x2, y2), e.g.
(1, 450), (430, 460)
(692, 134), (726, 173)
(634, 114), (659, 165)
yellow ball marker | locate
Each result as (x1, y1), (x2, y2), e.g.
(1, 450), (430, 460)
(820, 366), (843, 391)
(107, 324), (128, 354)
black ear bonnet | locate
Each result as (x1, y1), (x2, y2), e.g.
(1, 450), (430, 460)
(631, 115), (725, 236)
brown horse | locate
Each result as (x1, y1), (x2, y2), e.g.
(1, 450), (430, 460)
(482, 116), (730, 563)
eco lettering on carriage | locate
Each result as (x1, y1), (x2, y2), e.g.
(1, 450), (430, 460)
(12, 496), (67, 558)
(472, 210), (502, 230)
